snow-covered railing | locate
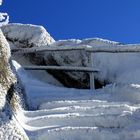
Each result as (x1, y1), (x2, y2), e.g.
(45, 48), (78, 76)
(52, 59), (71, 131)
(23, 65), (99, 73)
(11, 45), (99, 89)
(11, 44), (140, 54)
(11, 44), (140, 89)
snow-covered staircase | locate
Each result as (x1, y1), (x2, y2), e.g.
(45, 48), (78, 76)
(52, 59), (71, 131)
(13, 61), (140, 140)
(22, 99), (140, 140)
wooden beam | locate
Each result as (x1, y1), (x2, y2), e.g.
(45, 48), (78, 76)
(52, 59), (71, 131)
(23, 65), (99, 73)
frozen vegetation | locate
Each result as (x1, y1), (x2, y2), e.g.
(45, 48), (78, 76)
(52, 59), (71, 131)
(1, 23), (140, 140)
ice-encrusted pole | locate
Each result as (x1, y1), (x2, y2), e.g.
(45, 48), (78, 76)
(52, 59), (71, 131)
(89, 53), (95, 89)
(0, 0), (9, 26)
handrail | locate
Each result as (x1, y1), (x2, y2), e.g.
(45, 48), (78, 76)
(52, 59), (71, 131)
(11, 44), (140, 53)
(23, 65), (99, 73)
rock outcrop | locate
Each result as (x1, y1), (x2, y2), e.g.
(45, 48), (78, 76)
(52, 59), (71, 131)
(1, 23), (55, 48)
(0, 29), (28, 139)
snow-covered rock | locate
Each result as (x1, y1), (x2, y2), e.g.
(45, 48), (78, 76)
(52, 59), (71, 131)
(1, 23), (55, 48)
(43, 40), (89, 88)
(0, 29), (28, 140)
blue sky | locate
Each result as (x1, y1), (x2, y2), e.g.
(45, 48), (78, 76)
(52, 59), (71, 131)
(1, 0), (140, 43)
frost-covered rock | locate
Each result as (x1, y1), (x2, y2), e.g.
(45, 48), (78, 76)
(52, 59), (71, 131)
(1, 23), (55, 48)
(0, 29), (28, 140)
(0, 0), (9, 27)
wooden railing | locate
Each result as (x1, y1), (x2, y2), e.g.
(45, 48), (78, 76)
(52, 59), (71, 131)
(11, 44), (140, 89)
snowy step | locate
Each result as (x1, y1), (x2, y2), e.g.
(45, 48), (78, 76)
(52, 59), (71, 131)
(26, 126), (125, 140)
(26, 112), (134, 128)
(39, 100), (137, 110)
(24, 104), (137, 118)
(28, 126), (140, 140)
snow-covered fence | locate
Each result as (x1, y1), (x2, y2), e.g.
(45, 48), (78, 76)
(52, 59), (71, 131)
(23, 65), (98, 90)
(11, 44), (140, 89)
(12, 46), (99, 89)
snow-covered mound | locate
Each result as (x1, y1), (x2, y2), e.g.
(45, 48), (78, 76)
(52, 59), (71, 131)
(1, 23), (55, 48)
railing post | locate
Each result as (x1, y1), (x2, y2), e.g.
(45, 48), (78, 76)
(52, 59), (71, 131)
(89, 52), (95, 89)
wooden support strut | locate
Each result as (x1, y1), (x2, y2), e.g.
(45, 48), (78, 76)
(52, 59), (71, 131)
(89, 53), (95, 89)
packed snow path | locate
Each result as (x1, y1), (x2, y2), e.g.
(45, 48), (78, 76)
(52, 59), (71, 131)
(13, 61), (140, 140)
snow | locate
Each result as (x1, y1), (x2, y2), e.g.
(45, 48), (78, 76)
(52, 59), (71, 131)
(0, 1), (9, 26)
(6, 36), (140, 139)
(2, 23), (140, 139)
(1, 23), (55, 47)
(0, 13), (9, 26)
(11, 59), (140, 140)
(0, 0), (2, 5)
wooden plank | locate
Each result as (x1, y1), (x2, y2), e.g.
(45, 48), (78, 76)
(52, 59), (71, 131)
(23, 65), (99, 73)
